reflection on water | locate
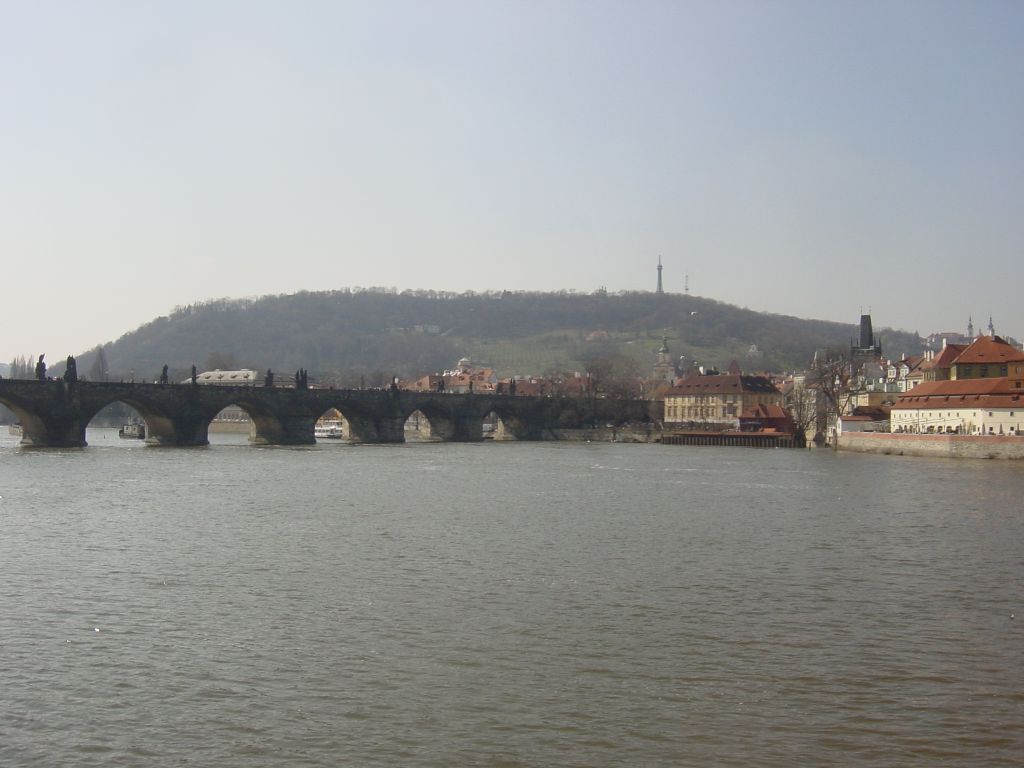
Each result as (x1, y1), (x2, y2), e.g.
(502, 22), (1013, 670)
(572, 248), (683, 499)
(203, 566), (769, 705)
(1, 430), (1022, 766)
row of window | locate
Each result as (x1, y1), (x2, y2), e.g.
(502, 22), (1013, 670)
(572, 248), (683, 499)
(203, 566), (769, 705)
(894, 410), (1015, 420)
(957, 365), (1009, 378)
(666, 405), (726, 420)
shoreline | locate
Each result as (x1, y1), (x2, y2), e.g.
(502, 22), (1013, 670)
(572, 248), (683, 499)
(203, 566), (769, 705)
(837, 431), (1024, 460)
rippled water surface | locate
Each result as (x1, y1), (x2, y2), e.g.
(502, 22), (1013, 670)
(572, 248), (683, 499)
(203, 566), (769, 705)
(1, 429), (1022, 766)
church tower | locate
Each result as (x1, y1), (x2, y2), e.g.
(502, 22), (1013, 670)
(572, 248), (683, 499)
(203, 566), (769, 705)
(656, 256), (664, 294)
(653, 335), (674, 383)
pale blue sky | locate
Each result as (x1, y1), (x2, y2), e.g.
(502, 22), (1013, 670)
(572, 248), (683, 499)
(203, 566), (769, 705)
(2, 0), (1022, 362)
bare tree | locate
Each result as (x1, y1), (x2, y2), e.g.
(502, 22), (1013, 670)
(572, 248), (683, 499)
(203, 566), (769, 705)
(806, 350), (856, 445)
(783, 378), (817, 443)
(8, 354), (36, 379)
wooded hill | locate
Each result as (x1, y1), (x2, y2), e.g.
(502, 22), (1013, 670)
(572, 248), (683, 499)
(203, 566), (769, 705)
(65, 289), (923, 386)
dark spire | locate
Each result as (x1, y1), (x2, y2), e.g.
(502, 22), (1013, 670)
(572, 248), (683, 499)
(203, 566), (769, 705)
(859, 314), (874, 349)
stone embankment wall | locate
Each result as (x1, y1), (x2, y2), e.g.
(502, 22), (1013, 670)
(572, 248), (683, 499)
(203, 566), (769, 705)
(838, 431), (1024, 460)
(551, 425), (660, 443)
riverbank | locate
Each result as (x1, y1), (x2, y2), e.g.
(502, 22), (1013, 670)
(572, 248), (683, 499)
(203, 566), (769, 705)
(838, 431), (1024, 459)
(550, 425), (659, 442)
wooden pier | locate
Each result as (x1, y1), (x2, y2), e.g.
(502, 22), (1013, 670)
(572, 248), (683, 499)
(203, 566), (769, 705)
(661, 431), (802, 449)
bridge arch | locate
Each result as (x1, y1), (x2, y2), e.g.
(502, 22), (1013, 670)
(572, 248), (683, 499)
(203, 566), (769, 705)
(309, 400), (404, 443)
(403, 409), (440, 441)
(313, 407), (347, 442)
(202, 394), (314, 446)
(78, 391), (195, 446)
(401, 403), (460, 441)
(480, 406), (537, 440)
(0, 390), (55, 446)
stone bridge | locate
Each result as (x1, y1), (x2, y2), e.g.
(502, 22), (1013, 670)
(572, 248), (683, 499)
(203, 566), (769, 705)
(0, 379), (659, 447)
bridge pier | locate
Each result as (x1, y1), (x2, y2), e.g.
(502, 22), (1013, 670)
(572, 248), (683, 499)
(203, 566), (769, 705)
(250, 414), (317, 445)
(145, 412), (211, 446)
(19, 414), (87, 448)
(449, 413), (485, 442)
(494, 416), (545, 441)
(3, 382), (87, 447)
(344, 413), (406, 443)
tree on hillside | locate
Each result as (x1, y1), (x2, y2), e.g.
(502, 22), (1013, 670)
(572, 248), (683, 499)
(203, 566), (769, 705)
(204, 351), (239, 371)
(88, 346), (109, 381)
(583, 352), (640, 399)
(90, 289), (924, 383)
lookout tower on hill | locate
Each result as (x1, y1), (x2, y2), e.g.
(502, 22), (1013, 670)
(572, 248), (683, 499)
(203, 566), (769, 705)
(656, 256), (664, 294)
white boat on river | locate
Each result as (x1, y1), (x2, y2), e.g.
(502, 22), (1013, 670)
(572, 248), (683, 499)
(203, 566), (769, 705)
(315, 420), (344, 440)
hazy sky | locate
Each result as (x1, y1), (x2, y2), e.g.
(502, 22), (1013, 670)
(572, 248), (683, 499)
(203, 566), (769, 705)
(3, 0), (1022, 362)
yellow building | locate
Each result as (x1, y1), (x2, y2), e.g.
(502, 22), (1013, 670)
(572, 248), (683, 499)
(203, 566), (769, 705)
(663, 374), (782, 427)
(950, 335), (1024, 382)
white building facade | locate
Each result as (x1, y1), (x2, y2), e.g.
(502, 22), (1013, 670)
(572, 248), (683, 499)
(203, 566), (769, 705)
(890, 378), (1024, 436)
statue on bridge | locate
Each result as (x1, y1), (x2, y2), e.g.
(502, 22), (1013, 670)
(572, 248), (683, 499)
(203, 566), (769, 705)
(265, 369), (274, 388)
(35, 354), (46, 381)
(159, 365), (169, 385)
(63, 355), (78, 384)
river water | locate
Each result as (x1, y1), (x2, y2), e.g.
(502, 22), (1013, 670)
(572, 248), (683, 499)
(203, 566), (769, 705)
(1, 429), (1021, 767)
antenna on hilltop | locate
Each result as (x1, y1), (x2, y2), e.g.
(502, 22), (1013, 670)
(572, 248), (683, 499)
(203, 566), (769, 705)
(684, 273), (689, 294)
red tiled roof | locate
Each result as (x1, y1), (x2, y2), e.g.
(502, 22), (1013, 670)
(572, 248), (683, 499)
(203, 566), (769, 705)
(667, 374), (779, 396)
(919, 344), (966, 372)
(893, 377), (1024, 410)
(901, 378), (1015, 397)
(739, 403), (788, 419)
(934, 344), (966, 367)
(952, 335), (1024, 365)
(902, 355), (925, 371)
